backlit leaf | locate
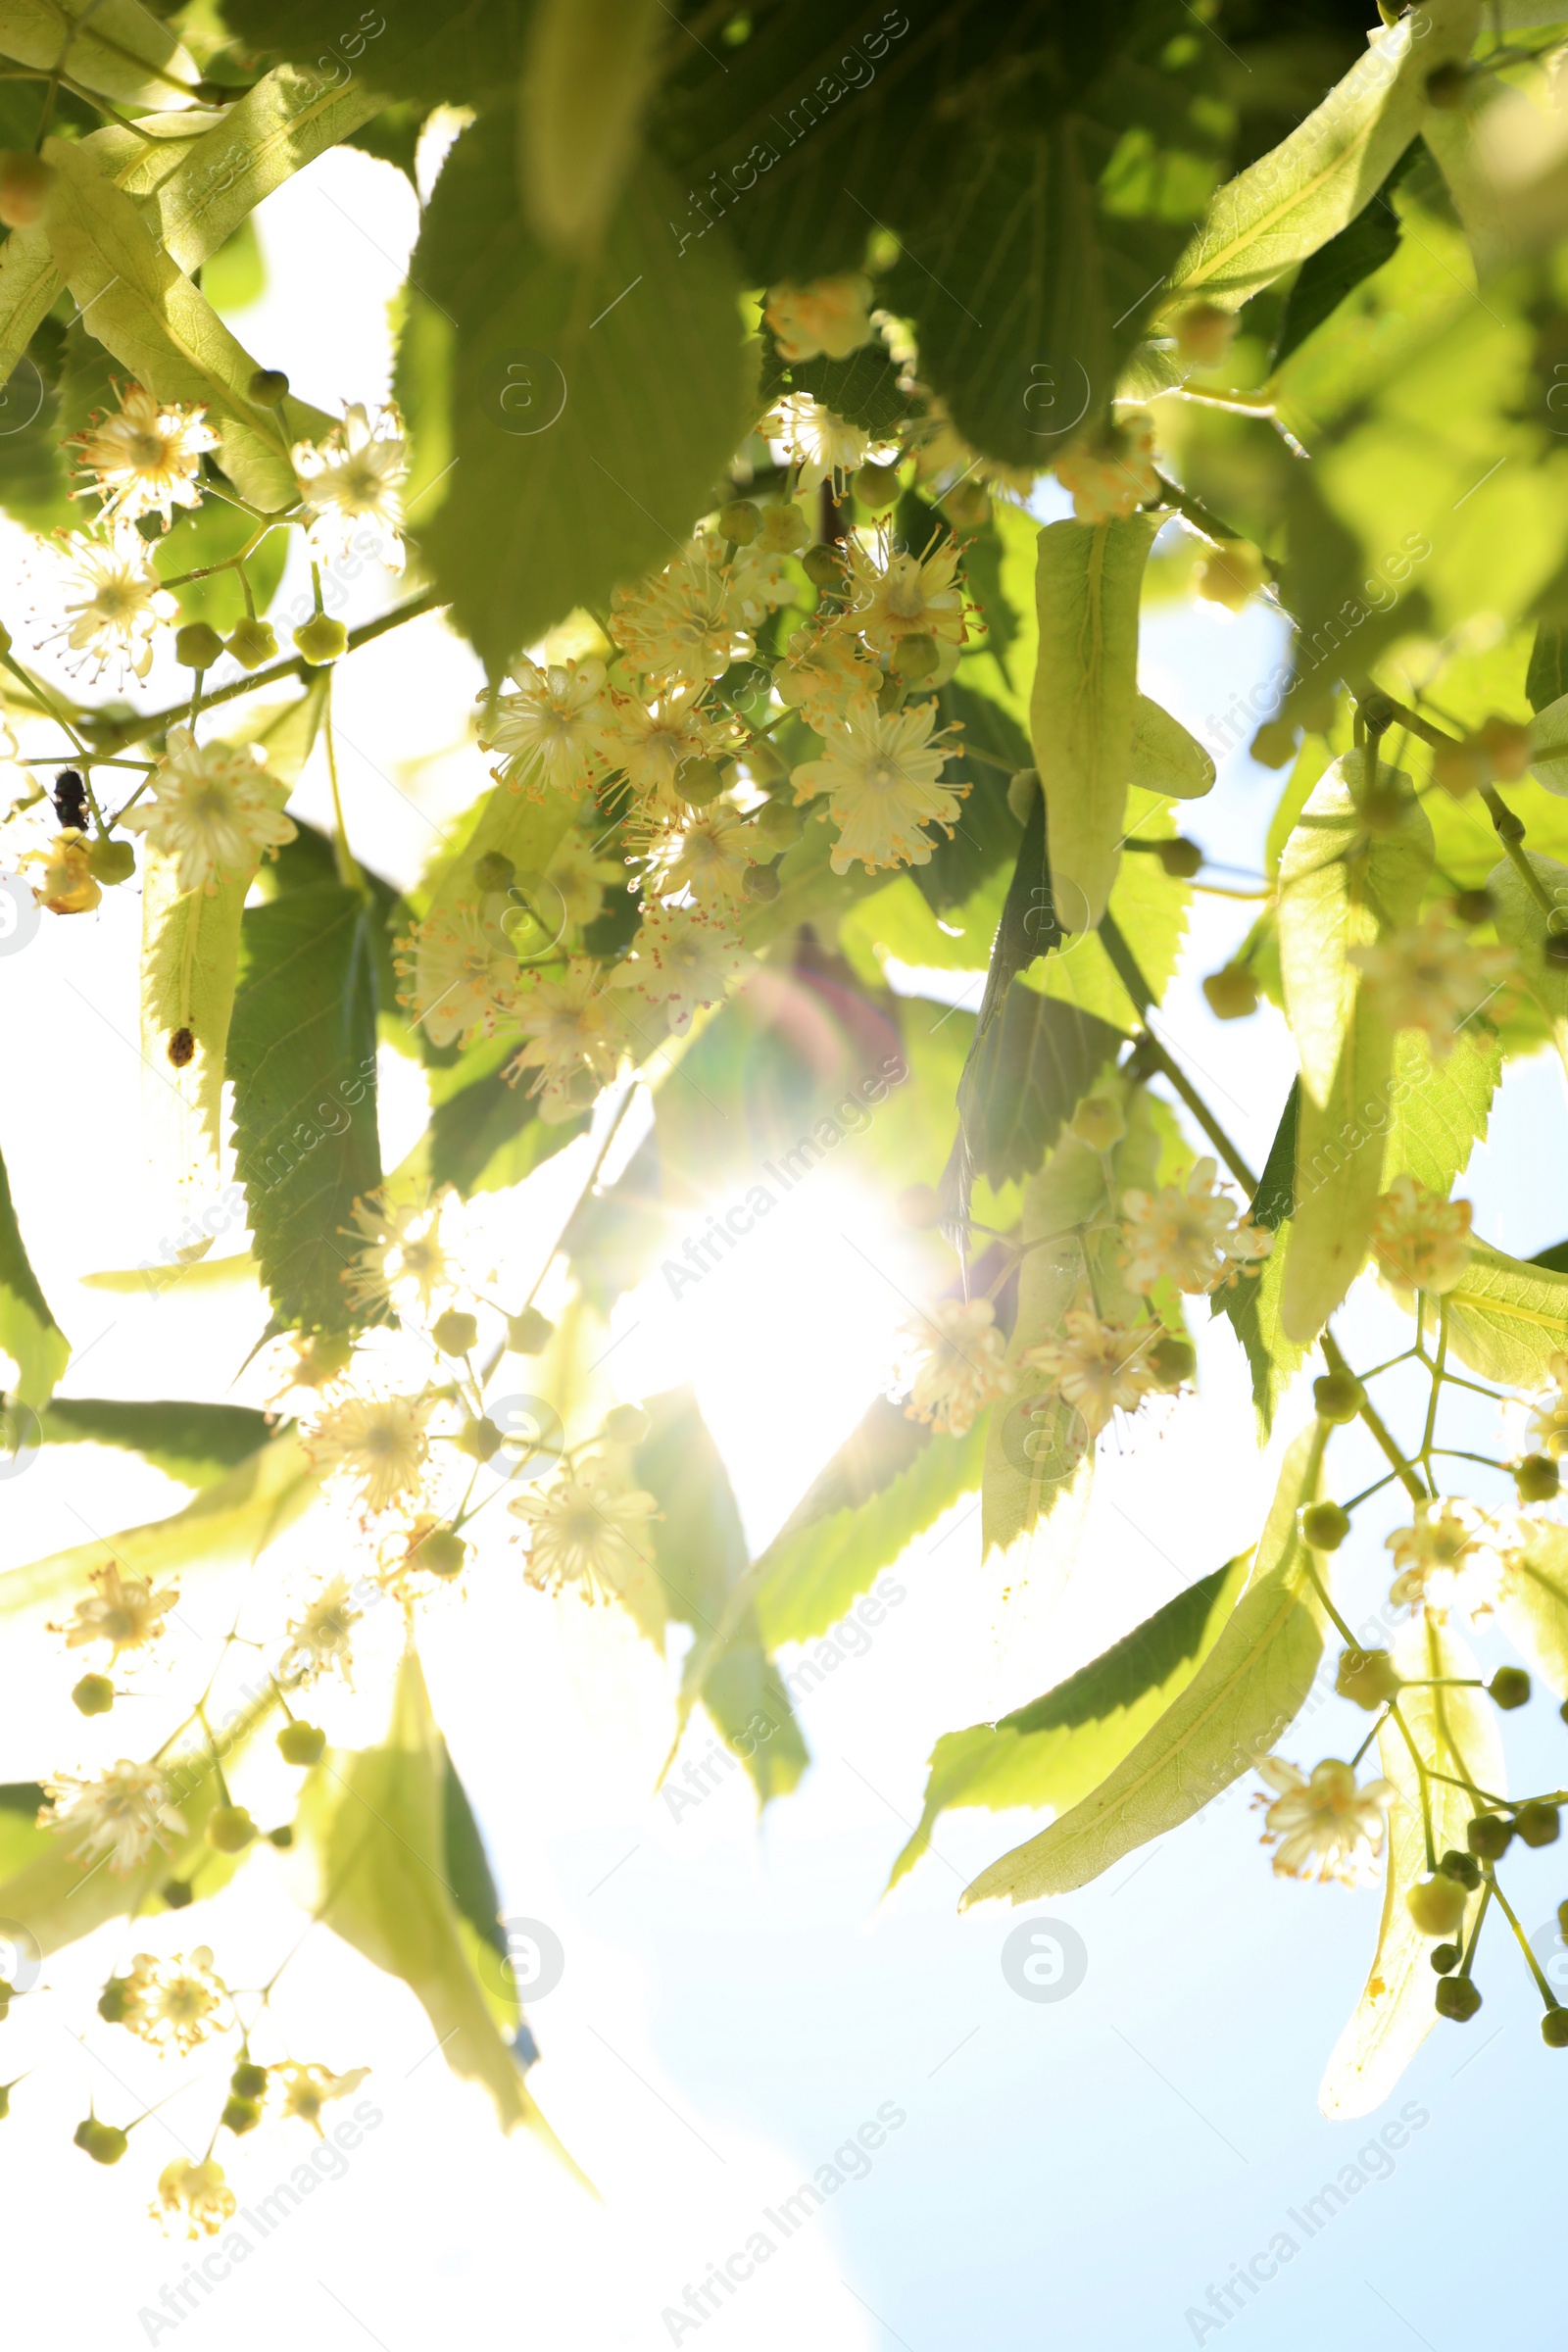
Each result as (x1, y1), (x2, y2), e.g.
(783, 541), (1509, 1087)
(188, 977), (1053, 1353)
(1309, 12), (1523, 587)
(0, 1143), (68, 1411)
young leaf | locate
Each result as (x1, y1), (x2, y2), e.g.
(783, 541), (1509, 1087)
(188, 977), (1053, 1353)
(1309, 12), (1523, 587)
(961, 1425), (1327, 1907)
(409, 114), (757, 674)
(956, 986), (1125, 1189)
(1164, 5), (1477, 312)
(1030, 514), (1158, 933)
(0, 0), (200, 110)
(752, 1400), (986, 1651)
(890, 1554), (1250, 1889)
(37, 1398), (271, 1489)
(0, 1143), (69, 1410)
(1500, 1524), (1568, 1695)
(227, 882), (382, 1335)
(297, 1649), (587, 2172)
(1444, 1241), (1568, 1391)
(1213, 1090), (1305, 1440)
(1131, 694), (1216, 802)
(1277, 753), (1432, 1340)
(0, 1432), (315, 1620)
(1378, 1024), (1500, 1198)
(140, 67), (386, 272)
(1319, 1619), (1501, 2119)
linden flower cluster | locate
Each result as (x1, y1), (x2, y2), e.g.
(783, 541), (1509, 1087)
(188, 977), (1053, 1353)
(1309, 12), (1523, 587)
(50, 1560), (178, 1665)
(1054, 409), (1160, 524)
(1118, 1156), (1272, 1296)
(1371, 1175), (1473, 1303)
(119, 724), (296, 896)
(889, 1298), (1014, 1439)
(1254, 1757), (1396, 1887)
(1385, 1498), (1516, 1626)
(291, 401), (409, 573)
(118, 1947), (229, 2055)
(39, 1758), (184, 1874)
(1349, 912), (1515, 1056)
(1020, 1307), (1159, 1440)
(511, 1462), (660, 1605)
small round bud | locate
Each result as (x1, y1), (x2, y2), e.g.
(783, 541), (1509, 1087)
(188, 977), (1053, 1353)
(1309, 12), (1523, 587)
(293, 614), (348, 666)
(72, 1672), (115, 1716)
(876, 672), (906, 713)
(1430, 1942), (1461, 1975)
(1155, 837), (1202, 879)
(942, 480), (990, 534)
(754, 797), (804, 852)
(162, 1879), (194, 1909)
(469, 852), (514, 895)
(1361, 783), (1406, 833)
(1452, 887), (1494, 926)
(225, 616), (278, 671)
(1542, 2007), (1568, 2047)
(269, 1824), (293, 1848)
(276, 1721), (325, 1766)
(1516, 1453), (1559, 1502)
(1146, 1334), (1197, 1392)
(1006, 767), (1040, 824)
(1250, 718), (1298, 769)
(1432, 737), (1490, 799)
(1478, 715), (1531, 782)
(414, 1528), (466, 1579)
(206, 1804), (257, 1854)
(431, 1308), (478, 1358)
(675, 757), (725, 808)
(1467, 1812), (1512, 1860)
(1302, 1501), (1351, 1552)
(1516, 1800), (1560, 1848)
(1425, 61), (1470, 108)
(759, 503), (809, 554)
(1313, 1371), (1364, 1424)
(507, 1307), (554, 1354)
(1359, 690), (1397, 737)
(1438, 1846), (1482, 1890)
(1195, 542), (1265, 612)
(1407, 1875), (1468, 1936)
(0, 151), (53, 230)
(893, 632), (939, 680)
(221, 2094), (263, 2134)
(1172, 301), (1235, 368)
(604, 1402), (650, 1446)
(458, 1415), (503, 1462)
(1336, 1646), (1400, 1709)
(230, 2061), (268, 2100)
(716, 499), (760, 545)
(854, 461), (902, 511)
(1435, 1974), (1482, 2021)
(247, 368), (289, 404)
(1202, 963), (1259, 1021)
(1489, 1666), (1531, 1711)
(86, 837), (135, 886)
(74, 2118), (127, 2165)
(802, 542), (845, 592)
(743, 862), (781, 902)
(896, 1183), (943, 1229)
(1071, 1095), (1126, 1152)
(97, 1978), (130, 2024)
(174, 621), (224, 670)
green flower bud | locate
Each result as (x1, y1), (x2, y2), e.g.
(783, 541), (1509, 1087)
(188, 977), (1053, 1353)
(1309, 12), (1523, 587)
(1515, 1453), (1559, 1503)
(1542, 2007), (1568, 2047)
(72, 1672), (115, 1716)
(0, 151), (54, 231)
(472, 851), (514, 892)
(85, 838), (135, 886)
(1155, 837), (1202, 879)
(1071, 1094), (1126, 1152)
(1452, 887), (1494, 926)
(161, 1879), (194, 1909)
(459, 1415), (503, 1462)
(853, 461), (901, 512)
(1489, 1667), (1531, 1711)
(802, 543), (845, 592)
(225, 617), (278, 671)
(230, 2061), (268, 2100)
(754, 797), (804, 852)
(1516, 1800), (1560, 1848)
(413, 1528), (466, 1579)
(97, 1977), (130, 2024)
(675, 757), (725, 808)
(1467, 1812), (1512, 1860)
(1313, 1372), (1364, 1425)
(1249, 718), (1298, 770)
(221, 2094), (263, 2134)
(268, 1824), (293, 1848)
(605, 1402), (650, 1446)
(276, 1721), (325, 1766)
(1430, 1942), (1461, 1975)
(716, 499), (760, 545)
(431, 1308), (478, 1358)
(759, 504), (809, 554)
(174, 621), (225, 671)
(1302, 1502), (1351, 1552)
(1438, 1847), (1482, 1890)
(1146, 1334), (1197, 1392)
(294, 614), (348, 666)
(1435, 1975), (1482, 2022)
(74, 2117), (128, 2164)
(507, 1307), (555, 1354)
(248, 368), (290, 404)
(743, 863), (781, 902)
(892, 632), (939, 680)
(1201, 964), (1258, 1021)
(206, 1804), (257, 1854)
(1407, 1875), (1468, 1936)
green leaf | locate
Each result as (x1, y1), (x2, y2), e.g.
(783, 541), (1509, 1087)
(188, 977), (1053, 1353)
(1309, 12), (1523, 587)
(1214, 1085), (1305, 1441)
(1031, 514), (1158, 933)
(1131, 693), (1215, 802)
(37, 1398), (271, 1489)
(141, 67), (386, 274)
(961, 1424), (1327, 1906)
(1444, 1241), (1568, 1391)
(40, 139), (316, 511)
(1268, 140), (1418, 370)
(889, 1553), (1250, 1889)
(1527, 619), (1568, 715)
(956, 985), (1125, 1188)
(758, 334), (912, 439)
(0, 1143), (68, 1411)
(633, 1390), (808, 1807)
(1039, 793), (1192, 1028)
(227, 882), (382, 1335)
(1500, 1523), (1568, 1696)
(1277, 752), (1432, 1341)
(409, 115), (757, 675)
(914, 673), (1030, 913)
(0, 0), (200, 109)
(752, 1400), (986, 1651)
(298, 1649), (585, 2168)
(1320, 1618), (1500, 2119)
(0, 1432), (315, 1620)
(1378, 1024), (1500, 1197)
(1163, 5), (1478, 313)
(423, 1037), (589, 1200)
(1488, 847), (1568, 1078)
(225, 0), (525, 108)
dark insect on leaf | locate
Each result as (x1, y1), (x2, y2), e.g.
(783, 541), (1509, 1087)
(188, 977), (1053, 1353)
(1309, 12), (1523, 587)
(168, 1027), (195, 1068)
(52, 769), (88, 830)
